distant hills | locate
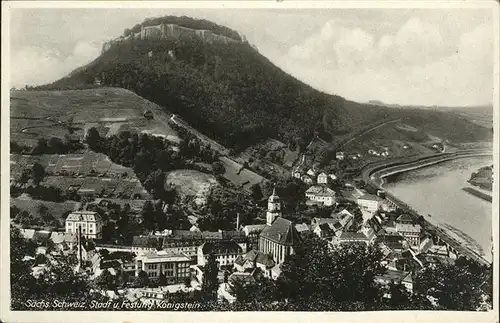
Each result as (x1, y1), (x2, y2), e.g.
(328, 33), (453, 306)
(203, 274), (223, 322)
(35, 15), (493, 155)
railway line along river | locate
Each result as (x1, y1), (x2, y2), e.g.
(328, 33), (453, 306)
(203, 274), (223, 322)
(383, 156), (493, 263)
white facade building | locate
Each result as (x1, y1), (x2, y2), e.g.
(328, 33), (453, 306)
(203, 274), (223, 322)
(305, 185), (336, 206)
(65, 211), (102, 239)
(317, 172), (329, 184)
(357, 194), (383, 213)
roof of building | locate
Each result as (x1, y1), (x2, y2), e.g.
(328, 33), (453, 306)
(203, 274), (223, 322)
(271, 264), (282, 275)
(138, 252), (191, 263)
(332, 209), (354, 221)
(64, 232), (77, 243)
(358, 194), (380, 202)
(20, 229), (35, 240)
(200, 240), (242, 256)
(305, 185), (336, 197)
(317, 223), (335, 236)
(66, 211), (101, 222)
(339, 232), (369, 241)
(162, 230), (246, 242)
(50, 232), (66, 244)
(396, 214), (414, 223)
(132, 236), (164, 249)
(377, 270), (412, 284)
(260, 217), (301, 246)
(235, 249), (275, 268)
(294, 223), (310, 233)
(396, 223), (422, 233)
(228, 272), (256, 285)
(318, 172), (328, 177)
(312, 217), (337, 226)
(243, 224), (267, 235)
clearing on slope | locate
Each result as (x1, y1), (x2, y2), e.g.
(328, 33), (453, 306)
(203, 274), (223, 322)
(10, 88), (178, 147)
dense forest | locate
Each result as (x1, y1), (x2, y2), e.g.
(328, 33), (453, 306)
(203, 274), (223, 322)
(37, 16), (492, 152)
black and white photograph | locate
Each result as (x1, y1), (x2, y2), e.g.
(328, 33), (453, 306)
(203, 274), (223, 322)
(1, 1), (498, 322)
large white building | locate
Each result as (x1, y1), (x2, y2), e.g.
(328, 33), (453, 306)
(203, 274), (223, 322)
(135, 251), (192, 284)
(305, 185), (336, 206)
(357, 194), (383, 213)
(65, 211), (102, 239)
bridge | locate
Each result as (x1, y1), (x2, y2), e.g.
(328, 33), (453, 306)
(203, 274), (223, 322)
(361, 150), (492, 266)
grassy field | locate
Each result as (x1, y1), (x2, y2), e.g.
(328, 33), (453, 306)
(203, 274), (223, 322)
(343, 121), (440, 159)
(10, 88), (178, 146)
(10, 151), (136, 177)
(219, 156), (266, 191)
(11, 152), (151, 200)
(11, 198), (78, 225)
(165, 169), (219, 201)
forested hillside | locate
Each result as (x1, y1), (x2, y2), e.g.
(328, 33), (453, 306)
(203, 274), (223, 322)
(38, 16), (492, 153)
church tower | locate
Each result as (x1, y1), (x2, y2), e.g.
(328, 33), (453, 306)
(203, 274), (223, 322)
(266, 187), (282, 225)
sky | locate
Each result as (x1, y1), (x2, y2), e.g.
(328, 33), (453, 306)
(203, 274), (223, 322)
(8, 6), (495, 107)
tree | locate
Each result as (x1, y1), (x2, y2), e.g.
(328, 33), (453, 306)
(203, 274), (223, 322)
(31, 162), (46, 186)
(48, 137), (65, 153)
(202, 253), (219, 297)
(95, 269), (118, 290)
(10, 205), (21, 219)
(414, 257), (491, 310)
(134, 270), (150, 288)
(158, 272), (168, 286)
(85, 127), (102, 151)
(279, 233), (385, 307)
(211, 161), (225, 175)
(184, 276), (192, 289)
(250, 183), (263, 201)
(19, 169), (31, 187)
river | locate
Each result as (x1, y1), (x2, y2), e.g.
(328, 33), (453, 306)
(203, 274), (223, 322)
(383, 156), (493, 262)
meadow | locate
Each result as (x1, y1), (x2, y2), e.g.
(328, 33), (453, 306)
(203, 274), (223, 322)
(10, 88), (178, 146)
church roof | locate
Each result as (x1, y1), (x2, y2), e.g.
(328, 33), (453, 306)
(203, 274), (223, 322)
(260, 217), (301, 246)
(268, 187), (280, 202)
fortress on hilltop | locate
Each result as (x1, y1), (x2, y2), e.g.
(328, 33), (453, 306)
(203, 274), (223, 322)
(102, 23), (241, 54)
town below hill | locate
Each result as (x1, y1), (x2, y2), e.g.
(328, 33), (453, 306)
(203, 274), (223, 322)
(9, 15), (494, 312)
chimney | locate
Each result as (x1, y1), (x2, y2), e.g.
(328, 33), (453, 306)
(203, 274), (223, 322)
(78, 226), (83, 268)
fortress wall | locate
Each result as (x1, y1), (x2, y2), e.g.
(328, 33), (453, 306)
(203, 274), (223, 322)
(102, 23), (241, 54)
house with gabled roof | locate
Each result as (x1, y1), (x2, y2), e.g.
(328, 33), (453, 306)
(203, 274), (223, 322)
(376, 269), (414, 296)
(395, 214), (414, 225)
(234, 249), (276, 278)
(305, 185), (336, 206)
(317, 172), (329, 184)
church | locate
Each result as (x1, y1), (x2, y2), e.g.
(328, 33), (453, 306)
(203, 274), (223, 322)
(258, 188), (301, 264)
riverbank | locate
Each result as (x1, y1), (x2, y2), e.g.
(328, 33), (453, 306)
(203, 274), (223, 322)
(383, 156), (493, 262)
(462, 187), (492, 202)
